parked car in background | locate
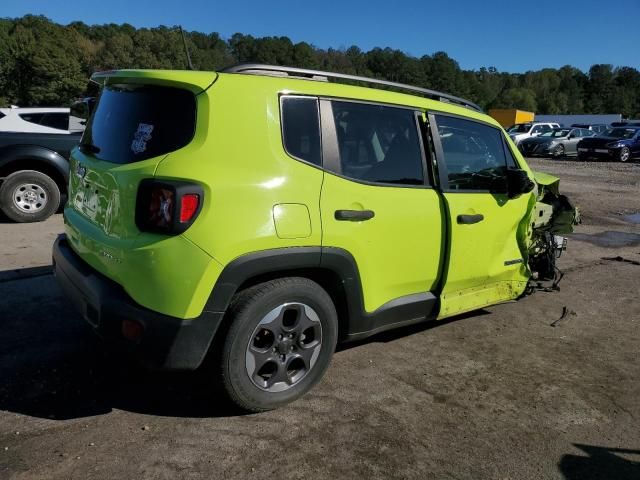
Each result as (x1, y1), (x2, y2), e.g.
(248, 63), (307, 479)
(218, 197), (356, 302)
(507, 122), (561, 145)
(0, 131), (80, 222)
(577, 126), (640, 162)
(0, 100), (93, 222)
(519, 127), (596, 158)
(570, 123), (608, 135)
(0, 107), (85, 134)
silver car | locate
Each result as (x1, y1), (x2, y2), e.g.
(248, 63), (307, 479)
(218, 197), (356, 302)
(518, 127), (596, 158)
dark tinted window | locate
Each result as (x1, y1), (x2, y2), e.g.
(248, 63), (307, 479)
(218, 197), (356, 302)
(40, 113), (69, 130)
(81, 84), (196, 164)
(330, 101), (424, 185)
(281, 97), (321, 166)
(0, 112), (5, 119)
(19, 113), (45, 125)
(504, 138), (518, 168)
(436, 115), (508, 192)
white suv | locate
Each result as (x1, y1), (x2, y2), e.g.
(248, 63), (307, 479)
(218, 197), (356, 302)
(0, 107), (85, 134)
(507, 122), (561, 145)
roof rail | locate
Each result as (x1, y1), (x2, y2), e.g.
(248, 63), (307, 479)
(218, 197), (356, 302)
(222, 63), (482, 112)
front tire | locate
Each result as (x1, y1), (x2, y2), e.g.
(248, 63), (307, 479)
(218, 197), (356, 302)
(619, 147), (631, 162)
(219, 277), (338, 412)
(551, 144), (565, 159)
(0, 170), (61, 223)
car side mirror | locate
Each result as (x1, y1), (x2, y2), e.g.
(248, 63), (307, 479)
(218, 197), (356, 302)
(568, 134), (575, 139)
(507, 169), (535, 199)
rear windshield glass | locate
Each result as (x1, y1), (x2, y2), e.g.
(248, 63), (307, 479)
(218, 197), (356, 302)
(81, 84), (196, 163)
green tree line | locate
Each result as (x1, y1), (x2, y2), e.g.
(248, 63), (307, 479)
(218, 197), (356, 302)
(1, 15), (639, 117)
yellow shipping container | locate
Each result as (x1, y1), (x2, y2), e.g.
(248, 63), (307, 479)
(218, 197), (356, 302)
(489, 109), (535, 129)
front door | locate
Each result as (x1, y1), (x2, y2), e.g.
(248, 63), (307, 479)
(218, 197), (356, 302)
(429, 113), (532, 319)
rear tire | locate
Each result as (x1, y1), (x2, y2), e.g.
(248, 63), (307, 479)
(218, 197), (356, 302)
(0, 170), (61, 223)
(218, 277), (338, 412)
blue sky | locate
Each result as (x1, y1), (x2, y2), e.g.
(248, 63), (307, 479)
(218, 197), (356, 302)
(3, 0), (639, 73)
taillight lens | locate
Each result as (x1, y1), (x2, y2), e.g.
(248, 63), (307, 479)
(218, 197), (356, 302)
(180, 194), (200, 223)
(136, 180), (203, 234)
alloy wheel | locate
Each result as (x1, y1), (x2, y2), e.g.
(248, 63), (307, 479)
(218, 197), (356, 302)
(12, 183), (48, 213)
(620, 147), (630, 162)
(245, 302), (323, 393)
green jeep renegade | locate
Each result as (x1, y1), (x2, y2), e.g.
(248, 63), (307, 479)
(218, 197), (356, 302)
(53, 64), (577, 411)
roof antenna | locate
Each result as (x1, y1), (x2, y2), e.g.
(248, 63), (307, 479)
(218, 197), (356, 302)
(178, 26), (195, 70)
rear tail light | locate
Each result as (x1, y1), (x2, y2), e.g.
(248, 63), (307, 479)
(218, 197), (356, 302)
(136, 180), (203, 234)
(179, 193), (200, 223)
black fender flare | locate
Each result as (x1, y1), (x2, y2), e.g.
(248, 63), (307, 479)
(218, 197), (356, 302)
(0, 144), (70, 184)
(204, 247), (437, 341)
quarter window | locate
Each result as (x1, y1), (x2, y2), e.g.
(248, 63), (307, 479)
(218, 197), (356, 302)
(330, 101), (424, 185)
(281, 97), (321, 166)
(39, 113), (69, 131)
(435, 115), (508, 192)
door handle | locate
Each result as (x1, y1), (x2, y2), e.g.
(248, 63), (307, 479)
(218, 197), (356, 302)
(457, 214), (484, 224)
(335, 209), (375, 221)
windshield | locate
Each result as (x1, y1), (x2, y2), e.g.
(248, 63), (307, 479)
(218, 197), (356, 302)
(507, 124), (531, 133)
(541, 129), (571, 138)
(602, 128), (638, 139)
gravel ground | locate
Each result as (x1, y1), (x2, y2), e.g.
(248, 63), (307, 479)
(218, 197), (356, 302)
(0, 158), (638, 480)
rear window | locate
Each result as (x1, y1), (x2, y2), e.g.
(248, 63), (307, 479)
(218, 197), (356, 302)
(81, 84), (196, 164)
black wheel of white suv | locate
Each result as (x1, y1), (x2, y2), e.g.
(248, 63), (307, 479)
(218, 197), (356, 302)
(0, 170), (60, 223)
(219, 277), (338, 412)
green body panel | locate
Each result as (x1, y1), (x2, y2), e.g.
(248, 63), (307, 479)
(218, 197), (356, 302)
(532, 170), (560, 191)
(162, 75), (325, 265)
(66, 68), (546, 322)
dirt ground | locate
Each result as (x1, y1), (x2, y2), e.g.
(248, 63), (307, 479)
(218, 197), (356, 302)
(0, 158), (638, 480)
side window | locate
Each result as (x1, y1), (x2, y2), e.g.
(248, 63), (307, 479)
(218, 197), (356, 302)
(19, 113), (45, 126)
(503, 136), (518, 168)
(281, 96), (321, 166)
(39, 113), (69, 131)
(531, 125), (542, 134)
(330, 101), (424, 185)
(435, 115), (508, 192)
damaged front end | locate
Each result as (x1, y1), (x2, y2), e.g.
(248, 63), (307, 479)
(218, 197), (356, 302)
(527, 171), (580, 289)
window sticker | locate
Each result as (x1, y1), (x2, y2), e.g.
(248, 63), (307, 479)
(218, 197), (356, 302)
(131, 123), (154, 154)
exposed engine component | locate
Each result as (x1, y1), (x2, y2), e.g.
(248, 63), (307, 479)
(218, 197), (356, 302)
(527, 173), (580, 293)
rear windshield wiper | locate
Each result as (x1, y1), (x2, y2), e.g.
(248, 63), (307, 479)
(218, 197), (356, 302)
(79, 143), (101, 154)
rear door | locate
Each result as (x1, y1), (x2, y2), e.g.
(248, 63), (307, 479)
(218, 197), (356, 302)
(430, 113), (532, 319)
(319, 99), (443, 321)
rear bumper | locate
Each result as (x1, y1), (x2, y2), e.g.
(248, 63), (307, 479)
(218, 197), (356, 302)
(53, 234), (224, 370)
